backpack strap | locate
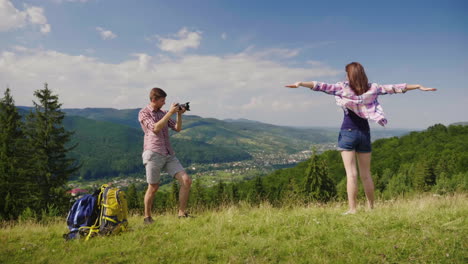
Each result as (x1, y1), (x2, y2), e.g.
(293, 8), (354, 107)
(85, 184), (107, 241)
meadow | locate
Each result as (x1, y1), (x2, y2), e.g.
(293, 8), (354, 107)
(1, 194), (466, 264)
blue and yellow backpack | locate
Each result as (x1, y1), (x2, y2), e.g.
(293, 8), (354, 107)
(64, 184), (128, 241)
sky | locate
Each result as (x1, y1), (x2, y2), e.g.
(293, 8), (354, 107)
(0, 0), (467, 129)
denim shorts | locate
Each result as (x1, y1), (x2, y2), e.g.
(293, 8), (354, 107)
(337, 129), (372, 153)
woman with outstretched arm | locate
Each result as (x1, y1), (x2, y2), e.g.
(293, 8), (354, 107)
(286, 62), (436, 214)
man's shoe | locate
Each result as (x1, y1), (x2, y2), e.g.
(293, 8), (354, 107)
(144, 217), (154, 224)
(178, 212), (194, 219)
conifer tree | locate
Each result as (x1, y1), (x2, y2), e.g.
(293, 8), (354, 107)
(215, 180), (226, 205)
(228, 183), (240, 204)
(125, 183), (138, 209)
(253, 176), (266, 202)
(25, 84), (79, 214)
(303, 152), (336, 202)
(280, 176), (301, 205)
(0, 88), (35, 219)
(169, 181), (179, 209)
(191, 179), (206, 209)
(413, 161), (436, 192)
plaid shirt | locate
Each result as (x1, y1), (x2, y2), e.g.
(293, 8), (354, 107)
(310, 82), (407, 126)
(138, 105), (177, 155)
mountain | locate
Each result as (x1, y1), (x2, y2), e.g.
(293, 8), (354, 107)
(62, 116), (251, 180)
(17, 106), (411, 181)
(58, 107), (410, 151)
(451, 122), (468, 126)
(56, 107), (338, 153)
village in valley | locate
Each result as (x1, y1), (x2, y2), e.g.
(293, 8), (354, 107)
(68, 143), (337, 195)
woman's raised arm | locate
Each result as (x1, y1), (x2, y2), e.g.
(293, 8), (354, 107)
(405, 84), (437, 92)
(285, 81), (316, 88)
(285, 81), (342, 95)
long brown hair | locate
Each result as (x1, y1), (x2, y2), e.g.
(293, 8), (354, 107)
(345, 62), (369, 95)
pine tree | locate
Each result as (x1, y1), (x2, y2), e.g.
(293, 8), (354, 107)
(413, 161), (436, 192)
(253, 176), (266, 202)
(280, 176), (301, 206)
(168, 181), (179, 209)
(303, 152), (336, 202)
(215, 180), (226, 206)
(24, 84), (79, 215)
(191, 179), (206, 209)
(0, 88), (35, 219)
(125, 184), (139, 210)
(228, 183), (240, 204)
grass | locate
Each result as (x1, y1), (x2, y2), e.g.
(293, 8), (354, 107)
(1, 194), (467, 263)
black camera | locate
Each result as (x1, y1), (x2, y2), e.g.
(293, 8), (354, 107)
(176, 102), (190, 111)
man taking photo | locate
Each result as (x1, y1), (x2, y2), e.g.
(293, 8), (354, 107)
(138, 87), (192, 224)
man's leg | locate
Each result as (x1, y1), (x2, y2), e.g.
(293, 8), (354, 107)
(174, 171), (192, 216)
(142, 150), (163, 221)
(144, 183), (159, 218)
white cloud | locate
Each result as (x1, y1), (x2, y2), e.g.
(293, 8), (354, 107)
(157, 27), (202, 53)
(51, 0), (91, 3)
(96, 27), (117, 40)
(221, 33), (227, 40)
(0, 0), (51, 34)
(0, 46), (343, 126)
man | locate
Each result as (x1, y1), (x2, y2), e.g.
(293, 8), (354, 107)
(138, 87), (192, 224)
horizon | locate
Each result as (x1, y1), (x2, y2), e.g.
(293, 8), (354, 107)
(1, 0), (467, 129)
(16, 104), (464, 131)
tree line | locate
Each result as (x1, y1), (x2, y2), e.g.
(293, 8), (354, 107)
(2, 84), (467, 220)
(123, 123), (468, 213)
(0, 85), (79, 220)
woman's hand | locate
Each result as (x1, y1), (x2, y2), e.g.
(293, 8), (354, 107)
(285, 82), (302, 88)
(419, 85), (437, 92)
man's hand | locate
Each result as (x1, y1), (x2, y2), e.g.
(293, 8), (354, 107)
(178, 107), (187, 114)
(285, 82), (302, 88)
(169, 103), (179, 114)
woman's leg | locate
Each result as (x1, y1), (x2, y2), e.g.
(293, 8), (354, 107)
(356, 152), (374, 210)
(341, 150), (358, 213)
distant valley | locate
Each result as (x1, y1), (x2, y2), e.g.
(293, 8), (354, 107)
(18, 107), (410, 184)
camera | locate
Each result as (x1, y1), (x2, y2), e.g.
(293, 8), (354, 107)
(176, 102), (190, 111)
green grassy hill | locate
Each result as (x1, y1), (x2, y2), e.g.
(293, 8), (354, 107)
(1, 194), (466, 263)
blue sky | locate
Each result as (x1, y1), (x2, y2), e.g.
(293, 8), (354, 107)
(1, 0), (467, 129)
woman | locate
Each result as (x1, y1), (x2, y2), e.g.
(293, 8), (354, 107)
(286, 62), (436, 214)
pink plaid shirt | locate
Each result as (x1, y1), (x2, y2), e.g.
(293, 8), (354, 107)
(138, 105), (177, 155)
(310, 82), (407, 126)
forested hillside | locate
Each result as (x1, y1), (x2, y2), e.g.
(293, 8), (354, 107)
(59, 107), (408, 152)
(18, 107), (409, 182)
(60, 107), (338, 153)
(62, 116), (251, 180)
(236, 123), (468, 204)
(136, 123), (468, 211)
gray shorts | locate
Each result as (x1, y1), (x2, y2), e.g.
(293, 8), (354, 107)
(142, 150), (185, 184)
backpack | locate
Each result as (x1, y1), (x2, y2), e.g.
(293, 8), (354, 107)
(63, 191), (100, 240)
(96, 184), (129, 236)
(64, 184), (128, 241)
